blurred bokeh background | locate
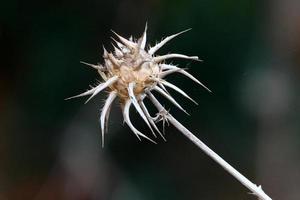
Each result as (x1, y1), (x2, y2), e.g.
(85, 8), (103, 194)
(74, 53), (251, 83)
(1, 0), (300, 199)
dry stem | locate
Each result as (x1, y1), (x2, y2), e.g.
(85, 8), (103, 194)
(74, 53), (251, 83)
(148, 92), (272, 200)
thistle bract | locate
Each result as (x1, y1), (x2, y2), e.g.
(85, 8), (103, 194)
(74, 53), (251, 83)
(67, 24), (210, 147)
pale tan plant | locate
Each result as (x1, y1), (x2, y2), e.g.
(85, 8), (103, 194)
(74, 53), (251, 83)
(67, 24), (272, 200)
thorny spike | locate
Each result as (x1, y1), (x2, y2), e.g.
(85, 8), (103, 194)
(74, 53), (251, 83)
(152, 85), (189, 115)
(105, 103), (112, 134)
(123, 100), (156, 143)
(146, 91), (169, 135)
(123, 100), (140, 140)
(80, 61), (104, 71)
(153, 54), (201, 63)
(112, 44), (123, 57)
(160, 63), (177, 70)
(157, 82), (169, 94)
(139, 92), (166, 139)
(160, 79), (198, 105)
(107, 53), (120, 67)
(85, 76), (118, 104)
(111, 30), (136, 49)
(159, 68), (182, 78)
(138, 101), (157, 138)
(160, 64), (211, 92)
(98, 69), (108, 81)
(129, 35), (133, 42)
(65, 87), (97, 100)
(139, 23), (147, 50)
(180, 71), (211, 92)
(100, 91), (117, 148)
(111, 37), (130, 54)
(146, 91), (164, 111)
(139, 100), (166, 140)
(102, 46), (108, 58)
(111, 37), (124, 49)
(128, 82), (154, 132)
(148, 28), (191, 55)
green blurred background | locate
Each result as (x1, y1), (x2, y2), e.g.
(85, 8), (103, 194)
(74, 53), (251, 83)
(1, 0), (300, 199)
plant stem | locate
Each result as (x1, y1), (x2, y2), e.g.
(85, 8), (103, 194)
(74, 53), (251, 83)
(147, 92), (272, 200)
(169, 115), (272, 200)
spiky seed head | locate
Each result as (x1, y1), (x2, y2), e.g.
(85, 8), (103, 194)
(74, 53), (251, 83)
(67, 24), (210, 146)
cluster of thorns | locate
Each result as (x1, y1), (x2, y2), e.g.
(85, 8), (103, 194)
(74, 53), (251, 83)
(67, 24), (210, 146)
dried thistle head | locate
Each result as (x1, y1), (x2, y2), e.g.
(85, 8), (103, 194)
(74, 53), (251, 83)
(65, 25), (274, 200)
(67, 24), (210, 146)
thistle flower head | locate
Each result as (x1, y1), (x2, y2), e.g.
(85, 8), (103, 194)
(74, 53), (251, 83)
(65, 25), (274, 200)
(67, 24), (210, 146)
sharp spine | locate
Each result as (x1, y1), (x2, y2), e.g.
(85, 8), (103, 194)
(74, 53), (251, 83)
(100, 91), (117, 147)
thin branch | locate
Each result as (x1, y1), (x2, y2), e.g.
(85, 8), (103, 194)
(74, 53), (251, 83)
(147, 92), (272, 200)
